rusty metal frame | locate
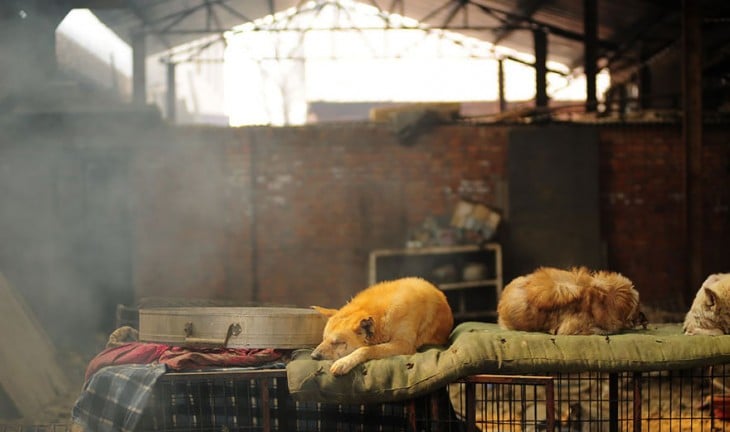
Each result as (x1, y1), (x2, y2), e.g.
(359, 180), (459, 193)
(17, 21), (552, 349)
(458, 374), (557, 432)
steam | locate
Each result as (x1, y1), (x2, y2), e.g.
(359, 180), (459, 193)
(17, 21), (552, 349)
(0, 125), (137, 353)
(0, 6), (142, 354)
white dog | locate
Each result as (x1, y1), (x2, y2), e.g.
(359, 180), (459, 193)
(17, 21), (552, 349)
(684, 273), (730, 335)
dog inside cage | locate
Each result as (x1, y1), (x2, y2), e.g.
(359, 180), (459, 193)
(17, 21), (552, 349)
(75, 362), (730, 431)
(448, 365), (730, 432)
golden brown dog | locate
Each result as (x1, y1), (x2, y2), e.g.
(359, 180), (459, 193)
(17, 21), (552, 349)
(311, 277), (454, 376)
(497, 266), (646, 335)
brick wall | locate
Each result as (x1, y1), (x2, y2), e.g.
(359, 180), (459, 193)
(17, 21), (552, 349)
(132, 123), (507, 307)
(702, 126), (730, 277)
(1, 116), (727, 344)
(131, 122), (729, 311)
(598, 126), (687, 310)
(245, 124), (507, 307)
(598, 125), (730, 309)
(132, 126), (253, 304)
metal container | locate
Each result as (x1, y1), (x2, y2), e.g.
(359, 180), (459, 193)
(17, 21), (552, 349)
(139, 307), (327, 349)
(462, 262), (488, 282)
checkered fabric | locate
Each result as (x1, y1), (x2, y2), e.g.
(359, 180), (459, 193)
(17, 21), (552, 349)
(138, 371), (464, 431)
(71, 364), (167, 432)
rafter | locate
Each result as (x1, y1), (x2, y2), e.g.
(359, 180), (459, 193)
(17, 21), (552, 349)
(125, 0), (171, 50)
(160, 5), (199, 32)
(468, 0), (617, 50)
(602, 9), (680, 71)
(418, 1), (453, 24)
(440, 1), (465, 29)
(491, 0), (545, 45)
(214, 0), (255, 23)
(134, 0), (264, 37)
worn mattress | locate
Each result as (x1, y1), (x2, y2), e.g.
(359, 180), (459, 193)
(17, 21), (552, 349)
(286, 322), (730, 404)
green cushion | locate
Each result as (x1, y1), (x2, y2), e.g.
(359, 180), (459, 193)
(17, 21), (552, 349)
(286, 322), (730, 404)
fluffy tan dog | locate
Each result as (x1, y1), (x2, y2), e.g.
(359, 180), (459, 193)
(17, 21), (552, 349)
(684, 273), (730, 335)
(311, 277), (454, 376)
(497, 266), (646, 335)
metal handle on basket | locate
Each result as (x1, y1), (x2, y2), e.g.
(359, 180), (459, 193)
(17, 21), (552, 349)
(183, 322), (242, 347)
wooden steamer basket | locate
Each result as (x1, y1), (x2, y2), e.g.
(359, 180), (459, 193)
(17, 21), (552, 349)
(139, 307), (327, 349)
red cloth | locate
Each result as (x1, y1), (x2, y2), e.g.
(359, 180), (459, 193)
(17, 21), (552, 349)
(84, 342), (285, 382)
(158, 346), (283, 370)
(85, 343), (169, 381)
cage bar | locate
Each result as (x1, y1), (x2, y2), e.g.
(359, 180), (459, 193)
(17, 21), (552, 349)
(50, 363), (730, 431)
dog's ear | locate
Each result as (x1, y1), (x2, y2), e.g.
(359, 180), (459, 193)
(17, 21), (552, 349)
(704, 288), (719, 310)
(311, 306), (338, 317)
(703, 274), (724, 290)
(359, 317), (375, 340)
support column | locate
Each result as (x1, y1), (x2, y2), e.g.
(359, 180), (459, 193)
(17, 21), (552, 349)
(132, 31), (146, 106)
(638, 43), (653, 110)
(584, 0), (598, 112)
(166, 61), (176, 122)
(682, 0), (703, 301)
(534, 29), (548, 109)
(639, 64), (652, 110)
(498, 58), (507, 113)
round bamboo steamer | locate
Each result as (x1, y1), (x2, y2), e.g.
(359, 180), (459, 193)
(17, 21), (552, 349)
(139, 307), (327, 349)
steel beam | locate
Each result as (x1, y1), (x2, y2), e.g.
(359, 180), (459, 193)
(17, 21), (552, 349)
(492, 0), (545, 45)
(584, 0), (598, 112)
(534, 28), (548, 108)
(132, 31), (147, 105)
(638, 56), (652, 109)
(166, 62), (176, 122)
(682, 0), (703, 302)
(498, 58), (506, 113)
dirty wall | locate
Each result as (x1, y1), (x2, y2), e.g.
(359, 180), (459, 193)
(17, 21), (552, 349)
(132, 124), (508, 308)
(133, 122), (729, 311)
(1, 118), (728, 352)
(599, 125), (730, 310)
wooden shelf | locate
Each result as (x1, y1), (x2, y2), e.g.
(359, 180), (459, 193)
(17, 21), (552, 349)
(439, 279), (501, 291)
(368, 243), (502, 322)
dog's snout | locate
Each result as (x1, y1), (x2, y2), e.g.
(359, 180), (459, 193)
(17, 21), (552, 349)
(311, 349), (322, 360)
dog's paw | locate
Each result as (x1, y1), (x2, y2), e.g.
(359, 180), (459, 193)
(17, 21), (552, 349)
(330, 357), (357, 376)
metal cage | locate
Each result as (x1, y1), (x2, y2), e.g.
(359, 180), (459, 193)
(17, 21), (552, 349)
(130, 364), (730, 431)
(137, 369), (465, 431)
(448, 366), (730, 432)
